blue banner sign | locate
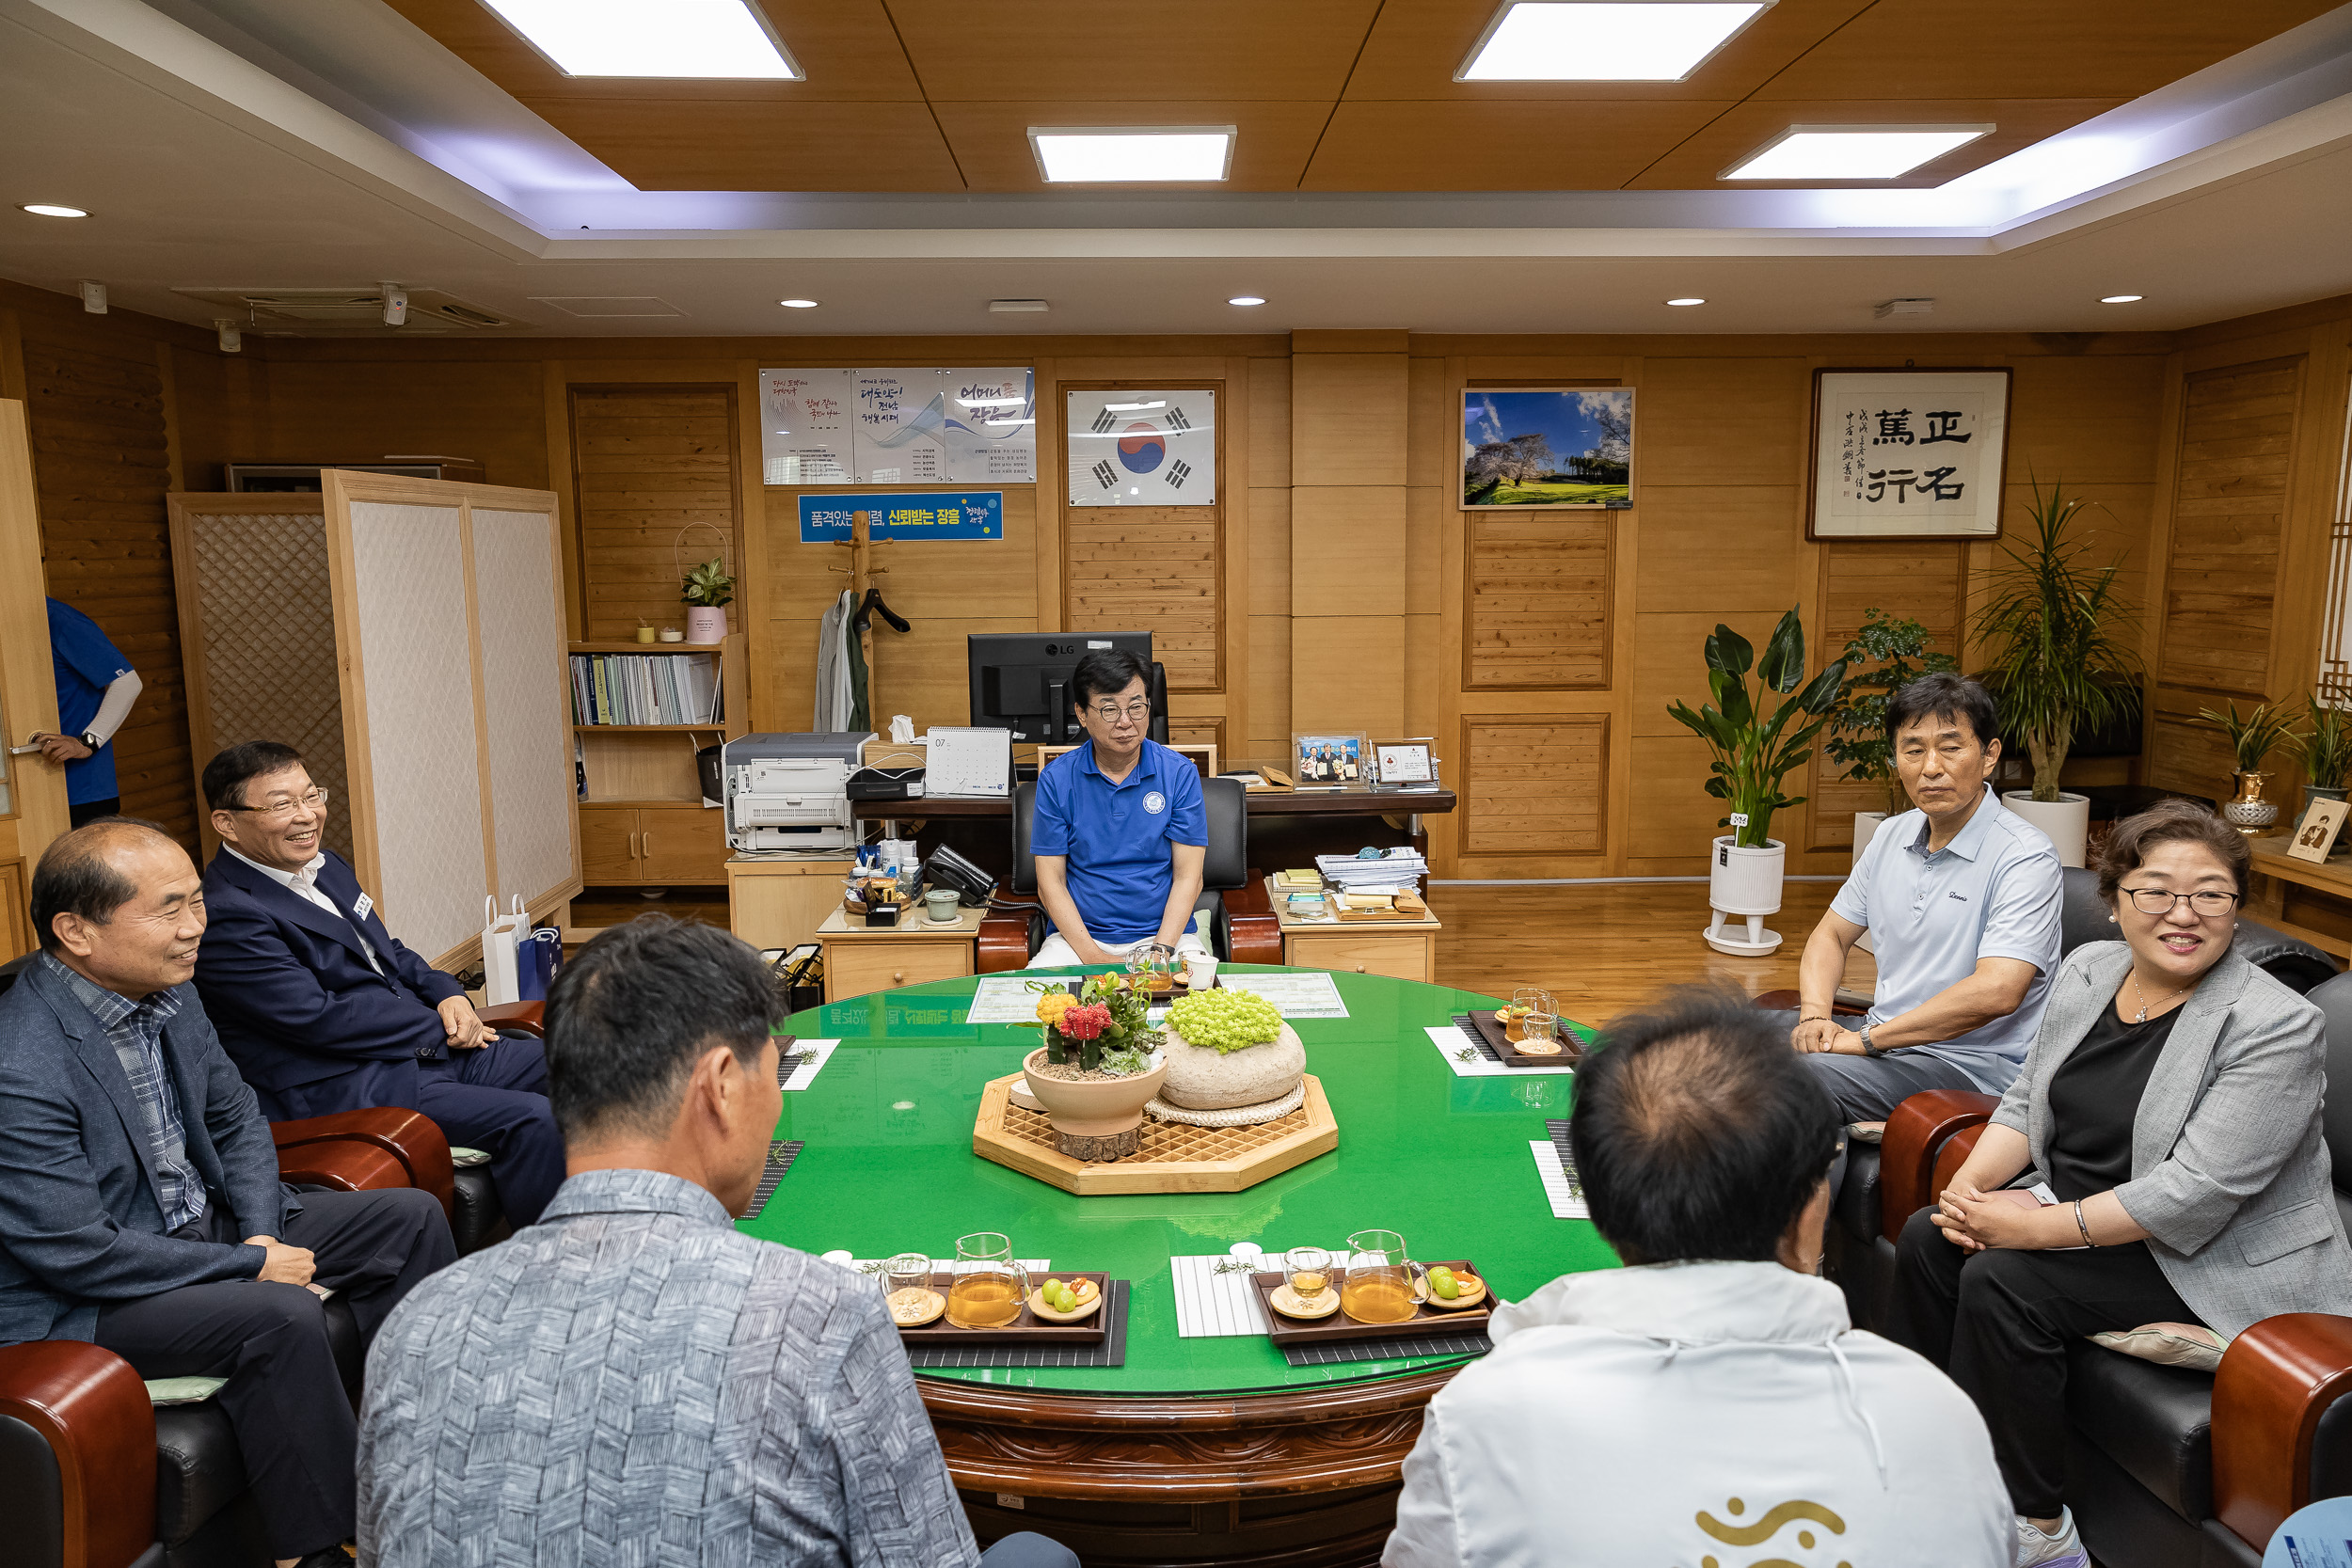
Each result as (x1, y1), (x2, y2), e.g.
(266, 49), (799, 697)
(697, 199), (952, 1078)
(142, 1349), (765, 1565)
(798, 491), (1004, 543)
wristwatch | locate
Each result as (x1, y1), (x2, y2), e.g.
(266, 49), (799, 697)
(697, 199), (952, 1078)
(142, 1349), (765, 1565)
(80, 730), (103, 751)
(1858, 1022), (1889, 1058)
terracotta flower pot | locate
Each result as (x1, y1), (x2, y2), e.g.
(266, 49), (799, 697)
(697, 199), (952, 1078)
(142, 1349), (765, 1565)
(1021, 1045), (1166, 1138)
(1159, 1022), (1304, 1110)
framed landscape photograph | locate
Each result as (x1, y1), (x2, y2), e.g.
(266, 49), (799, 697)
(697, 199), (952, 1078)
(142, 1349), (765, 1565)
(1806, 367), (2013, 540)
(1462, 388), (1633, 509)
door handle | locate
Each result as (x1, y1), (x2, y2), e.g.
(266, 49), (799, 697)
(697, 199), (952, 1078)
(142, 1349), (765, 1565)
(628, 830), (640, 860)
(893, 971), (905, 986)
(643, 830), (654, 859)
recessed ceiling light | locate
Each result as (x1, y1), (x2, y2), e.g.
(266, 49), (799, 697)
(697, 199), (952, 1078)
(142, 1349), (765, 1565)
(1457, 1), (1771, 82)
(1665, 296), (1706, 306)
(1229, 295), (1266, 307)
(479, 0), (800, 79)
(2100, 293), (2144, 304)
(1029, 126), (1235, 182)
(779, 298), (818, 309)
(21, 203), (88, 218)
(1722, 124), (1992, 181)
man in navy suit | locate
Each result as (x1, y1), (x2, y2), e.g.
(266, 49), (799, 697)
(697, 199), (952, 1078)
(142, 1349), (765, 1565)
(0, 819), (453, 1567)
(192, 742), (562, 1226)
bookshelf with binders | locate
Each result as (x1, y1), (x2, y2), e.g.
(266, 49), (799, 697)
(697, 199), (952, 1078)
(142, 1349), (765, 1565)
(570, 634), (746, 890)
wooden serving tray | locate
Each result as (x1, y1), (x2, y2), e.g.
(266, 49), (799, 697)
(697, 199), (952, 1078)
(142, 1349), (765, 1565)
(895, 1272), (1110, 1347)
(1466, 1007), (1583, 1069)
(1248, 1259), (1492, 1346)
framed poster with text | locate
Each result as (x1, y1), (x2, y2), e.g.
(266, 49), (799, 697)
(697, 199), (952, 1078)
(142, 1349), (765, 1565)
(1806, 368), (2012, 541)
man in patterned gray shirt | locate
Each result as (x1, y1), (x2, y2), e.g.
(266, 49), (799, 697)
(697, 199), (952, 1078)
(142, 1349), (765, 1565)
(358, 916), (1076, 1568)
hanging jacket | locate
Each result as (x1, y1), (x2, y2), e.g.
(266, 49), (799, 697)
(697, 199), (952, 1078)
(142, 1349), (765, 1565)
(814, 590), (853, 731)
(1382, 1259), (2010, 1568)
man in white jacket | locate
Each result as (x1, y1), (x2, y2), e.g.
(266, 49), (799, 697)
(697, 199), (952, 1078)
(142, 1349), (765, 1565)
(1384, 987), (2013, 1568)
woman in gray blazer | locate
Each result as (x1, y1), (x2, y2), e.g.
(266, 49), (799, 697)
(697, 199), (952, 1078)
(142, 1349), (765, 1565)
(1889, 800), (2352, 1568)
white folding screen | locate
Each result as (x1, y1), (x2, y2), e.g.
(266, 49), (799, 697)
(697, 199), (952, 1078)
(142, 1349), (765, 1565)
(468, 507), (576, 922)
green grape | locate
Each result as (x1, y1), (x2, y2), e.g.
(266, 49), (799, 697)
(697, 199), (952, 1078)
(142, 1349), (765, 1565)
(1166, 990), (1284, 1054)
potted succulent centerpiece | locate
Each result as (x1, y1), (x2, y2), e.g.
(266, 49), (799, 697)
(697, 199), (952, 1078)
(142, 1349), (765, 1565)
(1666, 605), (1847, 956)
(1158, 988), (1304, 1120)
(2199, 699), (2296, 838)
(1974, 478), (2139, 868)
(681, 554), (734, 644)
(1019, 976), (1167, 1160)
(1823, 608), (1957, 872)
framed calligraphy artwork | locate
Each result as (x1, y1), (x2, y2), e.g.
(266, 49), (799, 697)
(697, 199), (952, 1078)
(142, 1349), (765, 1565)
(1806, 368), (2012, 541)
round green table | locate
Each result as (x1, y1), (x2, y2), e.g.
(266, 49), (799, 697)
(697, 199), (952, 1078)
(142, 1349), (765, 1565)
(752, 967), (1611, 1566)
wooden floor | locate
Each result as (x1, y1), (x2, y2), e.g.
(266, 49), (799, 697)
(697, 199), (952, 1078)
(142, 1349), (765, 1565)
(1426, 880), (1878, 1027)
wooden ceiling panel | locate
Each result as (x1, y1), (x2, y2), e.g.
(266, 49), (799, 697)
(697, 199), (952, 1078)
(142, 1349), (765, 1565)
(515, 99), (965, 191)
(383, 0), (928, 102)
(1302, 101), (1735, 190)
(933, 102), (1336, 193)
(1624, 99), (2127, 189)
(1756, 0), (2346, 101)
(888, 0), (1383, 101)
(1342, 0), (1877, 102)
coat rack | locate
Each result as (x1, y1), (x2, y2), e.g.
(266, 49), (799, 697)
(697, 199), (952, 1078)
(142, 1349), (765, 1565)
(827, 511), (896, 721)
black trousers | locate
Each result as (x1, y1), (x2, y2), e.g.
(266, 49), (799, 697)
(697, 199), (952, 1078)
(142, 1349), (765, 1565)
(69, 796), (121, 828)
(94, 1186), (455, 1559)
(415, 1035), (563, 1227)
(1886, 1204), (2201, 1518)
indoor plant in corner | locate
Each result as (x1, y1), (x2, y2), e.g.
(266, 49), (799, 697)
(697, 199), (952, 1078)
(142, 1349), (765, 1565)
(681, 555), (735, 644)
(2288, 696), (2352, 835)
(1823, 608), (1958, 872)
(1973, 477), (2139, 869)
(2198, 699), (2297, 838)
(1667, 607), (1847, 956)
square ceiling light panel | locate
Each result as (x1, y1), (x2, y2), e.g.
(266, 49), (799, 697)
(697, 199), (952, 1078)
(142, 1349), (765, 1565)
(1722, 125), (1993, 180)
(1456, 1), (1772, 81)
(479, 0), (801, 79)
(1028, 127), (1236, 183)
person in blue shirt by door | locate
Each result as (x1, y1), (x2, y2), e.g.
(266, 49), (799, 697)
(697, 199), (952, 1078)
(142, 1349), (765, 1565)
(40, 597), (145, 827)
(1027, 650), (1210, 969)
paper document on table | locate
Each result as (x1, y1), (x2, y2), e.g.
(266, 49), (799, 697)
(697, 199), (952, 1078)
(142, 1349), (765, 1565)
(1169, 1253), (1276, 1338)
(1531, 1139), (1588, 1219)
(1217, 972), (1348, 1019)
(962, 975), (1053, 1024)
(781, 1039), (839, 1091)
(849, 1257), (1049, 1276)
(1423, 1025), (1575, 1078)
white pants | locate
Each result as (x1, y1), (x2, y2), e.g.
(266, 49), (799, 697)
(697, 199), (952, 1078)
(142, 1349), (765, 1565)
(1028, 927), (1213, 970)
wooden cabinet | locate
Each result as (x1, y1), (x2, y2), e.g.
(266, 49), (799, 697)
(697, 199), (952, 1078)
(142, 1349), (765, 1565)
(580, 802), (728, 885)
(728, 856), (856, 953)
(1283, 931), (1436, 984)
(818, 908), (983, 1001)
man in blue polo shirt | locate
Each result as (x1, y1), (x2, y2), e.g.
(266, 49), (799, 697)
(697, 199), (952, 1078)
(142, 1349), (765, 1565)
(1788, 673), (2063, 1120)
(40, 597), (145, 827)
(1027, 650), (1208, 969)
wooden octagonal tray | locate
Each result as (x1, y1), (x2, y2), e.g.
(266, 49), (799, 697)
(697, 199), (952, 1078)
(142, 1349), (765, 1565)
(973, 1071), (1337, 1196)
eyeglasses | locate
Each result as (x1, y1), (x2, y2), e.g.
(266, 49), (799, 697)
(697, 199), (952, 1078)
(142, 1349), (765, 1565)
(2121, 886), (2240, 916)
(1089, 701), (1152, 724)
(227, 787), (329, 819)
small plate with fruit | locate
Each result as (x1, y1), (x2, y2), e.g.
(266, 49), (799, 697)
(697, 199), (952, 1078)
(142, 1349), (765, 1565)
(1028, 1275), (1104, 1323)
(1421, 1265), (1486, 1309)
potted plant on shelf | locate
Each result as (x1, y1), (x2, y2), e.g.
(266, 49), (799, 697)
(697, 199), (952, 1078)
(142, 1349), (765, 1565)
(1823, 608), (1958, 870)
(1018, 977), (1167, 1160)
(1972, 477), (2139, 869)
(681, 555), (734, 644)
(1666, 606), (1847, 956)
(2199, 699), (2298, 838)
(1159, 988), (1304, 1121)
(2289, 697), (2352, 833)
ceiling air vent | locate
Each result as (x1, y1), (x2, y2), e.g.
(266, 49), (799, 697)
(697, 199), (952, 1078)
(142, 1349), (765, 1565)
(171, 286), (517, 335)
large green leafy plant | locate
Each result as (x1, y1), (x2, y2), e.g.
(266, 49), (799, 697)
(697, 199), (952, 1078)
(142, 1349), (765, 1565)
(2291, 698), (2352, 791)
(1666, 607), (1848, 849)
(1823, 609), (1959, 815)
(1972, 478), (2139, 802)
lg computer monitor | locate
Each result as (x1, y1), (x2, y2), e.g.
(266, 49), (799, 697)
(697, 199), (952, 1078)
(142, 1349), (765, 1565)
(967, 632), (1165, 745)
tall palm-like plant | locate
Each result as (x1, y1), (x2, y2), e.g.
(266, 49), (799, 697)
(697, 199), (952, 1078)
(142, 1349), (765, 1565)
(1667, 607), (1848, 848)
(1972, 478), (2140, 802)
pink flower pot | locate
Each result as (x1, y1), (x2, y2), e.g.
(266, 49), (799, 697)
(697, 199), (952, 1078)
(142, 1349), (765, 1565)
(685, 605), (727, 643)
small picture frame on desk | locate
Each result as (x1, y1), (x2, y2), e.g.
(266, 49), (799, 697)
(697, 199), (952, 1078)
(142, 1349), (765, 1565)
(1292, 733), (1365, 792)
(2288, 798), (2351, 863)
(1371, 738), (1439, 792)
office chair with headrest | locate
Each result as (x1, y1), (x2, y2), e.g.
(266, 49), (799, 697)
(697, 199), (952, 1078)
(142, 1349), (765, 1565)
(977, 775), (1279, 971)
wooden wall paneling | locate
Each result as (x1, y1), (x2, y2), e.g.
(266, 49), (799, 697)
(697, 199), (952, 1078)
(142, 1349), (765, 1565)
(1246, 354), (1293, 761)
(2267, 331), (2352, 709)
(730, 359), (773, 736)
(1458, 714), (1609, 859)
(19, 321), (196, 845)
(0, 398), (72, 901)
(545, 361), (583, 639)
(1292, 339), (1408, 740)
(250, 359), (548, 491)
(1461, 512), (1613, 689)
(568, 383), (741, 641)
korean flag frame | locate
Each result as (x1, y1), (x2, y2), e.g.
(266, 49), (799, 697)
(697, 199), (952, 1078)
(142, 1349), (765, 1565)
(1806, 367), (2013, 542)
(1064, 386), (1219, 508)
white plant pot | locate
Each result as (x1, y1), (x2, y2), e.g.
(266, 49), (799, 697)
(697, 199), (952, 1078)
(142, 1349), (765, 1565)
(2001, 790), (2090, 869)
(1705, 836), (1786, 956)
(1851, 811), (1907, 955)
(686, 605), (727, 643)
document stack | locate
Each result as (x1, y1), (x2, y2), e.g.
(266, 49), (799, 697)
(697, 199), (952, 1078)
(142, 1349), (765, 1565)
(1315, 849), (1427, 897)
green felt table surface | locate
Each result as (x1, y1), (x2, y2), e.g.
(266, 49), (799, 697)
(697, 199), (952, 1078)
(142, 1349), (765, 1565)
(745, 967), (1615, 1398)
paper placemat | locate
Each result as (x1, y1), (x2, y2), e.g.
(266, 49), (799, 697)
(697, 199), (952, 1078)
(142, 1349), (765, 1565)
(1423, 1024), (1576, 1078)
(1171, 1252), (1278, 1337)
(905, 1281), (1131, 1370)
(848, 1258), (1051, 1275)
(1280, 1328), (1490, 1368)
(741, 1140), (803, 1220)
(962, 975), (1052, 1024)
(1217, 972), (1348, 1019)
(1538, 1119), (1589, 1219)
(780, 1039), (838, 1091)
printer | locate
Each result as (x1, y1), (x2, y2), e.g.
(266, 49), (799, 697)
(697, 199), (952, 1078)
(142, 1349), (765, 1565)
(723, 732), (873, 851)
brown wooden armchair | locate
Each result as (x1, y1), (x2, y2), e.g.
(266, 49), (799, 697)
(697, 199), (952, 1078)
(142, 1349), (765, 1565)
(0, 1107), (453, 1568)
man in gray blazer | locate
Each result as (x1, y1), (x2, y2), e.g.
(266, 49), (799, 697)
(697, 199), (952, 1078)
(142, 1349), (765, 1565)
(0, 819), (455, 1568)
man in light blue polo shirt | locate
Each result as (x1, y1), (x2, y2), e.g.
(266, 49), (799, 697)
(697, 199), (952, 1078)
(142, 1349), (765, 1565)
(1789, 673), (2062, 1120)
(1028, 650), (1209, 968)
